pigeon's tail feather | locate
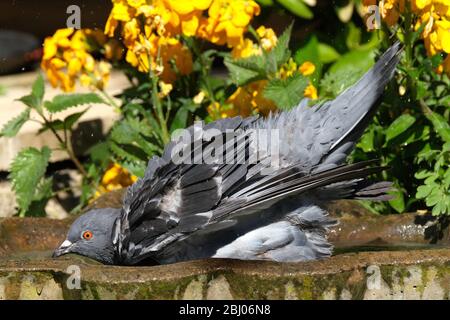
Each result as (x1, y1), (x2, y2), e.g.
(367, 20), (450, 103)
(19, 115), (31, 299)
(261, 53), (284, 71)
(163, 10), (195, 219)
(318, 179), (394, 202)
(319, 42), (403, 166)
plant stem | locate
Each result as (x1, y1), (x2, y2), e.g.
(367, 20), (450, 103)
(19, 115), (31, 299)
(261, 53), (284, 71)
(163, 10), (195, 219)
(36, 110), (88, 178)
(98, 89), (121, 112)
(151, 74), (170, 144)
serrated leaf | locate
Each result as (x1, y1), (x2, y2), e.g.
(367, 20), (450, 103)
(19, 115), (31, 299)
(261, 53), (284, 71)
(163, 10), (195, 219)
(17, 74), (45, 110)
(44, 93), (104, 113)
(265, 24), (292, 73)
(9, 147), (51, 215)
(88, 142), (111, 165)
(0, 109), (30, 137)
(224, 57), (264, 86)
(110, 141), (147, 163)
(26, 177), (53, 217)
(264, 74), (309, 110)
(385, 114), (416, 143)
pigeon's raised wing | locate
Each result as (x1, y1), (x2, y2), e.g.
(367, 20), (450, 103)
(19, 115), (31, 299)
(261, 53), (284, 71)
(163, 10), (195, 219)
(114, 116), (261, 264)
(257, 41), (403, 172)
(114, 42), (402, 265)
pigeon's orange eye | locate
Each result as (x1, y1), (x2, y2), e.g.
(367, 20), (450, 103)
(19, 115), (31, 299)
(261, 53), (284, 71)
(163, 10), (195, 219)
(82, 231), (93, 240)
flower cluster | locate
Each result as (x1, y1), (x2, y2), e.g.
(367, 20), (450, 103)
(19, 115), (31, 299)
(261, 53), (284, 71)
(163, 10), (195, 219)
(104, 0), (261, 83)
(41, 29), (113, 92)
(208, 58), (318, 119)
(363, 0), (450, 74)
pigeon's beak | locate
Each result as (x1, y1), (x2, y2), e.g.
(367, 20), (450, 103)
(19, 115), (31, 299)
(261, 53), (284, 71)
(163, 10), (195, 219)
(52, 239), (73, 258)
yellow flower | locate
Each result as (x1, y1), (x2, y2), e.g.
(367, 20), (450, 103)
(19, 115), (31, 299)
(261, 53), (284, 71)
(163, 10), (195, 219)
(437, 54), (450, 75)
(304, 83), (318, 100)
(198, 0), (261, 47)
(277, 58), (298, 79)
(94, 163), (138, 198)
(231, 38), (261, 58)
(41, 28), (111, 92)
(193, 91), (206, 104)
(222, 80), (276, 118)
(299, 61), (316, 76)
(158, 80), (173, 98)
(364, 0), (450, 73)
(256, 26), (278, 51)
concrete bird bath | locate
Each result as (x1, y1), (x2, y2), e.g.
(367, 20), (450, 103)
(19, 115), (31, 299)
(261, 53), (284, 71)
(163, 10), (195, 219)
(0, 190), (449, 300)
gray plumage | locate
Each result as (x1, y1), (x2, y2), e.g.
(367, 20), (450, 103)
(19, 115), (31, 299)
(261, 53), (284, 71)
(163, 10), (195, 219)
(53, 42), (402, 265)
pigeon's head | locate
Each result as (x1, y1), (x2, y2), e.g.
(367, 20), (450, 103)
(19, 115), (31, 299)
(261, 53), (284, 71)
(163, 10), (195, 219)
(53, 208), (121, 264)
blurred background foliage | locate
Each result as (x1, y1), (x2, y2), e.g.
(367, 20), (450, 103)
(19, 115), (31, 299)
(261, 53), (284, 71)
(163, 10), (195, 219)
(1, 0), (449, 217)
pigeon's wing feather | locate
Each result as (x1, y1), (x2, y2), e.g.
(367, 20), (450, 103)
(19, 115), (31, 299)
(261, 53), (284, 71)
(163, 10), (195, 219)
(256, 41), (402, 171)
(115, 116), (259, 264)
(124, 160), (386, 264)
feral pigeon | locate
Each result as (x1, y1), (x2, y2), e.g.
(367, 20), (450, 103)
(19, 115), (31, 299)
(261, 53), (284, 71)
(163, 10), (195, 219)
(53, 42), (402, 265)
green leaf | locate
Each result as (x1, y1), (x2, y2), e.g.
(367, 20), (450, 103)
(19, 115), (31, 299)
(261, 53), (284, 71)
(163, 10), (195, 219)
(0, 109), (30, 137)
(9, 147), (51, 215)
(88, 142), (111, 165)
(64, 109), (88, 129)
(44, 93), (104, 113)
(170, 107), (189, 132)
(389, 188), (405, 213)
(110, 141), (148, 163)
(423, 108), (450, 143)
(358, 126), (375, 152)
(265, 24), (292, 73)
(264, 74), (309, 110)
(111, 119), (160, 156)
(321, 49), (375, 97)
(426, 188), (444, 207)
(416, 81), (429, 100)
(224, 57), (265, 86)
(17, 74), (45, 111)
(416, 184), (433, 199)
(32, 74), (45, 105)
(276, 0), (313, 19)
(415, 170), (433, 180)
(255, 0), (274, 5)
(318, 43), (340, 64)
(346, 22), (362, 50)
(385, 114), (416, 143)
(26, 177), (53, 217)
(37, 120), (64, 135)
(121, 161), (146, 178)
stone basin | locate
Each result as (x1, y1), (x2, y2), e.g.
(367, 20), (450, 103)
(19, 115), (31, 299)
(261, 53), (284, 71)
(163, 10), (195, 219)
(0, 194), (449, 300)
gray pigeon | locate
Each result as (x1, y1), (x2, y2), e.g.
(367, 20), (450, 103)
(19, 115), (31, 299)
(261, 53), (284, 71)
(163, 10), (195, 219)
(53, 42), (402, 265)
